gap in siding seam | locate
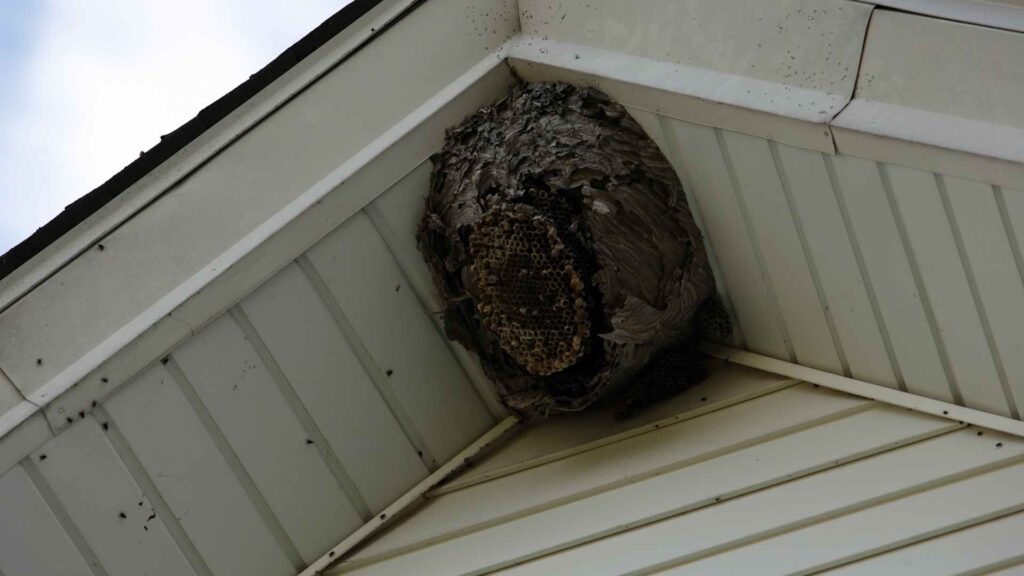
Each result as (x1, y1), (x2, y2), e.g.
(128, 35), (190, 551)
(629, 440), (1022, 576)
(935, 176), (1020, 420)
(769, 141), (850, 377)
(20, 459), (111, 576)
(877, 162), (963, 405)
(294, 254), (439, 470)
(363, 201), (507, 421)
(822, 6), (875, 153)
(92, 405), (213, 576)
(340, 399), (880, 571)
(162, 356), (307, 571)
(823, 154), (906, 392)
(714, 128), (797, 363)
(807, 504), (1024, 576)
(228, 306), (374, 520)
(657, 115), (747, 350)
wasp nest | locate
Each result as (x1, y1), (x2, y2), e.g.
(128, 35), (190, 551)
(419, 82), (729, 419)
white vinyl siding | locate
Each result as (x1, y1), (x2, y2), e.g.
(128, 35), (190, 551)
(0, 183), (498, 576)
(336, 364), (1023, 576)
(651, 117), (1024, 418)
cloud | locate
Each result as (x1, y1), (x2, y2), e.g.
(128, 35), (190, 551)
(0, 0), (348, 254)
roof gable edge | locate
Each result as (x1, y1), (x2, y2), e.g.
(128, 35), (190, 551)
(0, 0), (413, 313)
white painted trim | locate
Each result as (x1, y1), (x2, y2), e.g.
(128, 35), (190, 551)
(834, 100), (1024, 166)
(865, 0), (1024, 33)
(0, 401), (39, 440)
(301, 416), (521, 576)
(831, 124), (1024, 189)
(0, 0), (414, 313)
(510, 36), (844, 125)
(510, 0), (874, 152)
(833, 9), (1024, 187)
(701, 342), (1024, 438)
(0, 412), (51, 477)
(832, 125), (1024, 191)
(508, 38), (839, 153)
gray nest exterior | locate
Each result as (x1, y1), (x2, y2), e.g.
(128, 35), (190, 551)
(419, 82), (726, 419)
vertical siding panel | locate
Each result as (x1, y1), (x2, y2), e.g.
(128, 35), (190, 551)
(885, 165), (1008, 415)
(998, 186), (1024, 308)
(774, 144), (896, 386)
(304, 212), (492, 463)
(172, 315), (363, 562)
(0, 465), (95, 576)
(29, 418), (194, 576)
(719, 130), (841, 371)
(944, 177), (1024, 418)
(366, 164), (507, 419)
(365, 162), (440, 313)
(657, 115), (744, 348)
(660, 119), (787, 358)
(240, 263), (428, 512)
(829, 156), (953, 403)
(105, 364), (294, 576)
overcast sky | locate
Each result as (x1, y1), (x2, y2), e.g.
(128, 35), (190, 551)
(0, 1), (350, 255)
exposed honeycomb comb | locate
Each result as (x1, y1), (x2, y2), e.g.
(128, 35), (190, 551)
(468, 205), (590, 375)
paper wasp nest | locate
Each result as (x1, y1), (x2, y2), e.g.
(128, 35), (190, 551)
(419, 82), (729, 419)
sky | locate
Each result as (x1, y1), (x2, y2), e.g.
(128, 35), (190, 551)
(0, 0), (351, 255)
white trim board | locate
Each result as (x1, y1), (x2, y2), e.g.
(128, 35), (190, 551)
(702, 342), (1024, 438)
(299, 416), (521, 576)
(865, 0), (1024, 33)
(831, 124), (1024, 191)
(516, 0), (873, 124)
(833, 10), (1024, 178)
(509, 0), (874, 153)
(508, 40), (839, 153)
